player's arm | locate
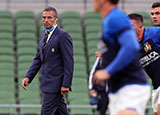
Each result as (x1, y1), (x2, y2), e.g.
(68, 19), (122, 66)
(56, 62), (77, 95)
(106, 29), (140, 76)
(93, 29), (139, 83)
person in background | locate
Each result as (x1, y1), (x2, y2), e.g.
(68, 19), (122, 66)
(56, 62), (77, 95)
(88, 51), (109, 115)
(21, 7), (74, 115)
(151, 2), (160, 26)
(92, 0), (151, 115)
(128, 13), (160, 115)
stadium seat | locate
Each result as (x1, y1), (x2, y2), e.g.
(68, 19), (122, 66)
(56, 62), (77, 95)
(87, 40), (98, 49)
(60, 11), (92, 114)
(16, 11), (35, 19)
(85, 33), (100, 41)
(16, 18), (35, 26)
(74, 63), (86, 72)
(0, 39), (14, 47)
(0, 18), (13, 26)
(61, 11), (81, 19)
(73, 40), (84, 48)
(0, 86), (16, 113)
(69, 33), (83, 41)
(0, 47), (14, 55)
(17, 40), (37, 48)
(0, 10), (12, 19)
(0, 10), (15, 110)
(73, 48), (85, 56)
(84, 12), (101, 20)
(85, 25), (101, 34)
(18, 55), (35, 63)
(84, 19), (102, 27)
(17, 47), (37, 56)
(0, 25), (13, 33)
(16, 32), (37, 40)
(0, 55), (14, 62)
(0, 61), (14, 77)
(15, 11), (40, 113)
(68, 77), (92, 114)
(61, 19), (81, 27)
(74, 55), (86, 63)
(83, 12), (102, 27)
(0, 32), (13, 40)
(72, 78), (88, 92)
(19, 76), (41, 114)
(0, 54), (15, 113)
(63, 25), (82, 34)
(16, 25), (36, 33)
(83, 12), (102, 76)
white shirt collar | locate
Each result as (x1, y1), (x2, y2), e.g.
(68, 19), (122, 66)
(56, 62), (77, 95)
(47, 24), (57, 43)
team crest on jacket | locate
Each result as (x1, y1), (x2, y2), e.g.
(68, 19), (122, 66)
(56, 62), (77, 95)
(144, 42), (152, 52)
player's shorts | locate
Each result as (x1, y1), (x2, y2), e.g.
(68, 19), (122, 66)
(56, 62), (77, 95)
(152, 86), (160, 112)
(108, 84), (151, 115)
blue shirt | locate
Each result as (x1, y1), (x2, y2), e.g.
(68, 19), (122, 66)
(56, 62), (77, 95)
(139, 27), (160, 89)
(98, 8), (148, 93)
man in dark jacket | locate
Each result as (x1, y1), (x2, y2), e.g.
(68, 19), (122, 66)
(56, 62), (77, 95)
(21, 7), (74, 115)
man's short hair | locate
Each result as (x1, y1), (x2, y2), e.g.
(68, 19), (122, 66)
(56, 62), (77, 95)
(128, 13), (143, 24)
(109, 0), (119, 4)
(152, 2), (160, 9)
(43, 7), (58, 18)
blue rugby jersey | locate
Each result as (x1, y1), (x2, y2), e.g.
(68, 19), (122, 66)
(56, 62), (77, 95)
(98, 8), (148, 93)
(139, 27), (160, 89)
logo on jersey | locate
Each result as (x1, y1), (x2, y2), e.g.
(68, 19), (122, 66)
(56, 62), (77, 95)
(139, 51), (160, 67)
(144, 42), (152, 52)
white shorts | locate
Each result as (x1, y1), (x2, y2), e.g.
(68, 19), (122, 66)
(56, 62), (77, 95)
(152, 86), (160, 112)
(108, 84), (151, 115)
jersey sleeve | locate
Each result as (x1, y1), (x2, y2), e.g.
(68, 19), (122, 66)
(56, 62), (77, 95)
(155, 27), (160, 46)
(103, 11), (132, 40)
(106, 29), (140, 75)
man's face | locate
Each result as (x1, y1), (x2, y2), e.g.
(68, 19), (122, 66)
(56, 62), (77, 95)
(151, 7), (160, 26)
(92, 0), (103, 12)
(130, 19), (142, 37)
(42, 11), (57, 29)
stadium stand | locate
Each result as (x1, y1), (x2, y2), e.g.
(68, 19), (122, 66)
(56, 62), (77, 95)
(15, 11), (41, 114)
(83, 11), (102, 72)
(0, 10), (16, 114)
(0, 7), (155, 114)
(60, 11), (93, 114)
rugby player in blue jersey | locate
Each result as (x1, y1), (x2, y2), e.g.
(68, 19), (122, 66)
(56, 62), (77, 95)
(92, 0), (151, 115)
(128, 13), (160, 115)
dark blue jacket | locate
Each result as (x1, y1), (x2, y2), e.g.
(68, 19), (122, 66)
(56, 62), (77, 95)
(25, 27), (74, 93)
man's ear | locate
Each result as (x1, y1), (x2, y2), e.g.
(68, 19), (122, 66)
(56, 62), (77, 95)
(54, 18), (58, 25)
